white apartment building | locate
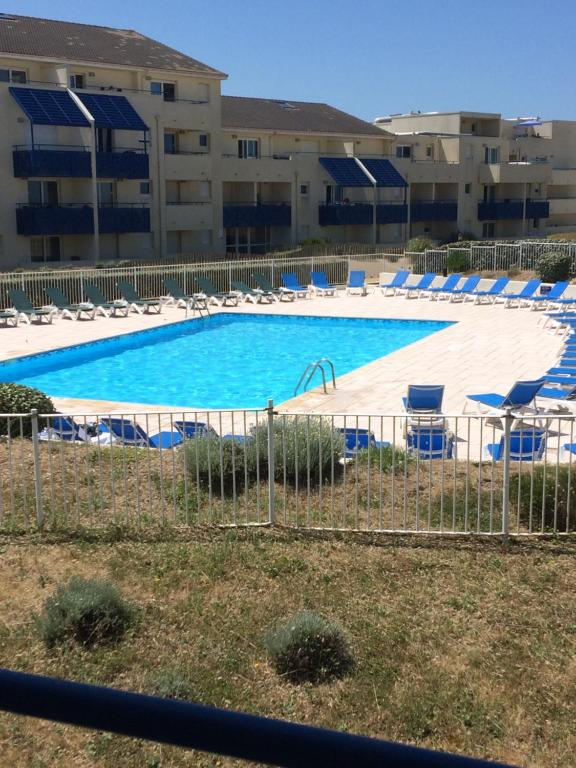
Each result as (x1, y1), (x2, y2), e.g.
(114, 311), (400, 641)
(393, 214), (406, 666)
(1, 14), (576, 267)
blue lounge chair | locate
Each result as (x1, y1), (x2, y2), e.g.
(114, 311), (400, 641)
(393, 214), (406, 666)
(466, 378), (545, 411)
(528, 281), (569, 310)
(337, 427), (388, 459)
(423, 273), (461, 300)
(485, 430), (546, 461)
(402, 384), (444, 414)
(346, 270), (367, 296)
(173, 421), (218, 439)
(465, 276), (510, 305)
(537, 384), (576, 401)
(281, 272), (309, 298)
(379, 270), (410, 296)
(310, 271), (337, 297)
(404, 272), (437, 299)
(100, 417), (183, 449)
(502, 279), (541, 308)
(39, 415), (88, 442)
(447, 275), (481, 302)
(406, 427), (454, 460)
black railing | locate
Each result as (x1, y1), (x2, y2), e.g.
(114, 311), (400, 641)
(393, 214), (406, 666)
(0, 670), (511, 768)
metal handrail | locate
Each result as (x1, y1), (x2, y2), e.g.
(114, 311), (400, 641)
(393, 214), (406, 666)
(294, 357), (336, 396)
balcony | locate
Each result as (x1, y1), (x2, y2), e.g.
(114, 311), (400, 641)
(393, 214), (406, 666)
(477, 200), (524, 220)
(13, 145), (149, 179)
(223, 202), (291, 228)
(319, 203), (372, 226)
(526, 200), (550, 219)
(377, 202), (408, 225)
(164, 152), (212, 181)
(13, 146), (91, 178)
(548, 198), (576, 216)
(96, 150), (149, 179)
(16, 204), (93, 235)
(98, 204), (150, 233)
(478, 161), (551, 185)
(410, 200), (457, 222)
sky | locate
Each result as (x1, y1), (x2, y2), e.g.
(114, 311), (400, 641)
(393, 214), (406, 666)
(9, 0), (576, 122)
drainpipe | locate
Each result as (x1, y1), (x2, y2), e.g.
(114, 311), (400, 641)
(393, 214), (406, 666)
(354, 158), (377, 246)
(522, 181), (527, 236)
(67, 89), (99, 263)
(155, 115), (165, 259)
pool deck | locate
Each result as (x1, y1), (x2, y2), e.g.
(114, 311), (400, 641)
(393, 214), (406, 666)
(0, 291), (566, 454)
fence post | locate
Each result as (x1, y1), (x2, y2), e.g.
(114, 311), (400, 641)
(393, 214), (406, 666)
(270, 259), (274, 287)
(30, 409), (44, 529)
(501, 408), (513, 542)
(267, 399), (276, 526)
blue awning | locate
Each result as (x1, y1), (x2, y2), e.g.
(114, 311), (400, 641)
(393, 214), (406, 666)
(9, 87), (90, 127)
(319, 157), (372, 187)
(514, 120), (542, 127)
(361, 158), (407, 188)
(77, 93), (148, 131)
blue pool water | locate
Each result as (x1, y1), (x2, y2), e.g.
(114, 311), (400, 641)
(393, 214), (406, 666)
(0, 313), (453, 408)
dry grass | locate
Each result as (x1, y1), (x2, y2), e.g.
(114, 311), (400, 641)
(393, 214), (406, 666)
(0, 531), (575, 767)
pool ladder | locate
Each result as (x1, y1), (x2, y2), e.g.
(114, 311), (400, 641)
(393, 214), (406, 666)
(294, 358), (337, 396)
(185, 298), (211, 319)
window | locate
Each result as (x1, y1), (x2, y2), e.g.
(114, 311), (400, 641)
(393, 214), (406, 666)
(97, 182), (115, 207)
(482, 222), (495, 238)
(96, 128), (113, 153)
(69, 74), (85, 89)
(31, 237), (61, 263)
(140, 182), (151, 195)
(0, 68), (27, 83)
(151, 81), (176, 102)
(533, 219), (540, 229)
(484, 147), (500, 164)
(395, 145), (411, 159)
(300, 184), (309, 196)
(28, 180), (58, 206)
(238, 139), (259, 159)
(425, 145), (433, 159)
(464, 183), (471, 194)
(199, 134), (208, 148)
(164, 131), (178, 154)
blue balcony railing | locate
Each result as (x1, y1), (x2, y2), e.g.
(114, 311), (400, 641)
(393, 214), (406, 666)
(526, 200), (550, 219)
(477, 200), (524, 220)
(16, 204), (93, 235)
(13, 145), (149, 180)
(377, 202), (408, 224)
(223, 202), (291, 228)
(318, 203), (372, 226)
(98, 204), (150, 233)
(411, 200), (458, 222)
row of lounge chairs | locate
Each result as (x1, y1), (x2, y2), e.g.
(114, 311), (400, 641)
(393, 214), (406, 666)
(379, 271), (576, 308)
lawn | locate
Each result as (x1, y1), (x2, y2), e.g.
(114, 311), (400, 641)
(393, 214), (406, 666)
(0, 530), (575, 767)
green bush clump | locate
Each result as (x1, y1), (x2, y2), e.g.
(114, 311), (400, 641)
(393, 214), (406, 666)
(406, 237), (434, 253)
(0, 383), (56, 437)
(510, 465), (576, 532)
(38, 576), (137, 648)
(184, 436), (248, 496)
(446, 250), (471, 273)
(535, 252), (574, 283)
(265, 610), (354, 684)
(145, 667), (196, 701)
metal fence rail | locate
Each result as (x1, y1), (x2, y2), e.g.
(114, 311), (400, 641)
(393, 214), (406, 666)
(2, 406), (575, 538)
(0, 669), (508, 767)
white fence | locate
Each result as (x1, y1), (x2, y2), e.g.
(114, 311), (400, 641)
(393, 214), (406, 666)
(2, 406), (576, 537)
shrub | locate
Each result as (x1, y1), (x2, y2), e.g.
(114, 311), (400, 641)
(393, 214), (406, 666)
(184, 436), (248, 496)
(535, 252), (574, 283)
(38, 576), (137, 647)
(0, 383), (56, 438)
(145, 667), (196, 701)
(355, 443), (411, 473)
(510, 465), (576, 532)
(446, 249), (470, 273)
(249, 417), (345, 487)
(406, 237), (434, 253)
(265, 610), (354, 684)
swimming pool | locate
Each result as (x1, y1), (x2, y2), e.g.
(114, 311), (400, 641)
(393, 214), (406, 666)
(0, 313), (453, 409)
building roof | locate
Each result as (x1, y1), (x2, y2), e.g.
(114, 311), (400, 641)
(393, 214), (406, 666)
(0, 13), (225, 77)
(222, 95), (386, 136)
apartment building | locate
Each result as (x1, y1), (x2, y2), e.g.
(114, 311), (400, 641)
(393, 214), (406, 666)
(374, 110), (576, 242)
(2, 14), (576, 268)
